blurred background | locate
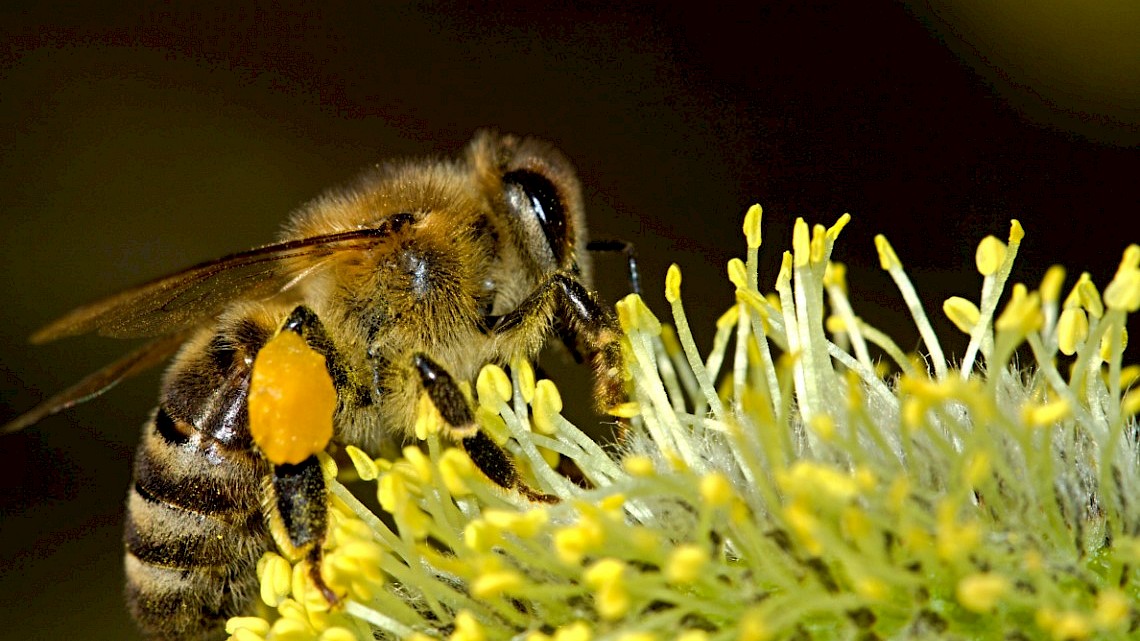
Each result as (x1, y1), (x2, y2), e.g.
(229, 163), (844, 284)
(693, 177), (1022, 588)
(2, 2), (1137, 638)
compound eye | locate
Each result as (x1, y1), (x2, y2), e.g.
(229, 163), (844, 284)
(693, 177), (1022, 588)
(503, 169), (567, 265)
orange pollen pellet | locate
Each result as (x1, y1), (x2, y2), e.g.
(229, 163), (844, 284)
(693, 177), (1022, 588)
(248, 330), (337, 465)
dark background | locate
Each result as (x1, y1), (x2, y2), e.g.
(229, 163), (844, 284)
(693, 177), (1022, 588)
(2, 3), (1137, 639)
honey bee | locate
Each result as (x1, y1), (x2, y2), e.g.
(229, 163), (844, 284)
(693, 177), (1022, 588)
(5, 132), (630, 641)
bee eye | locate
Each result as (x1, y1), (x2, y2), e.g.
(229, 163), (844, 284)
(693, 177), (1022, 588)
(503, 169), (567, 264)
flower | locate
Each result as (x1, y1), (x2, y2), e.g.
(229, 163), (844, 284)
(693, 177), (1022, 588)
(230, 206), (1139, 641)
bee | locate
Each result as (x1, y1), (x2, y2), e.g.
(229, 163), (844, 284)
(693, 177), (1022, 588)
(5, 132), (630, 641)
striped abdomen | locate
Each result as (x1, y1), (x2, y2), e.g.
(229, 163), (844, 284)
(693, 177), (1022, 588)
(124, 329), (272, 641)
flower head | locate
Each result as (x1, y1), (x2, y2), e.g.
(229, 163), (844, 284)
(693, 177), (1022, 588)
(231, 207), (1139, 641)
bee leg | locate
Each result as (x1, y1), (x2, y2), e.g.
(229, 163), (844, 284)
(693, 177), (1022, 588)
(269, 456), (339, 604)
(494, 273), (628, 419)
(267, 306), (357, 605)
(586, 238), (641, 296)
(413, 353), (556, 503)
(281, 305), (358, 397)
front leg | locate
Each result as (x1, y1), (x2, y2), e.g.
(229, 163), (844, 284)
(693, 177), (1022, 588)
(413, 353), (555, 503)
(493, 273), (628, 417)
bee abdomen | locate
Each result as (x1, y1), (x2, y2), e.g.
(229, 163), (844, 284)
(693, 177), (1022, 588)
(125, 404), (270, 641)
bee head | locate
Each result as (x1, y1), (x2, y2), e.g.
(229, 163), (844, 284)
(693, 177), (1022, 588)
(470, 131), (591, 288)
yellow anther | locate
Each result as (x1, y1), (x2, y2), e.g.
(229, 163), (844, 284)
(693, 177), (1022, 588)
(716, 305), (741, 330)
(605, 401), (641, 418)
(1007, 219), (1024, 242)
(552, 622), (592, 641)
(276, 598), (309, 623)
(1122, 365), (1140, 389)
(533, 379), (563, 435)
(779, 461), (858, 501)
(853, 466), (876, 491)
(792, 218), (810, 267)
(230, 628), (268, 641)
(743, 203), (763, 248)
(943, 297), (980, 334)
(476, 364), (512, 411)
(476, 406), (509, 445)
(319, 628), (359, 641)
(1057, 308), (1089, 356)
(963, 451), (991, 486)
(841, 505), (871, 540)
(1037, 609), (1092, 641)
(975, 235), (1007, 276)
(735, 288), (768, 318)
(727, 258), (749, 289)
(438, 448), (474, 496)
(995, 284), (1043, 334)
(402, 446), (433, 483)
(248, 330), (337, 466)
(739, 608), (771, 641)
(622, 455), (656, 476)
(317, 450), (338, 480)
(1120, 244), (1140, 272)
(874, 234), (901, 270)
(1094, 589), (1130, 629)
(665, 264), (682, 303)
(377, 472), (408, 514)
(827, 213), (851, 241)
(810, 223), (827, 263)
(901, 396), (926, 431)
(854, 577), (888, 602)
(1104, 266), (1140, 312)
(956, 573), (1009, 613)
(482, 508), (548, 538)
(471, 570), (524, 598)
(935, 501), (980, 561)
(1100, 327), (1128, 361)
(344, 445), (379, 482)
(584, 558), (625, 588)
(414, 392), (444, 439)
(887, 477), (910, 513)
(1121, 388), (1140, 418)
(463, 519), (499, 553)
(1075, 273), (1104, 318)
(808, 414), (835, 441)
(514, 358), (536, 403)
(450, 611), (485, 641)
(777, 251), (793, 287)
(554, 521), (602, 565)
(823, 261), (847, 291)
(665, 544), (708, 584)
(594, 584), (630, 620)
(598, 493), (626, 514)
(257, 552), (293, 607)
(1022, 398), (1071, 428)
(618, 293), (662, 335)
(1040, 265), (1066, 304)
(700, 472), (733, 506)
(227, 617), (272, 637)
(270, 614), (315, 639)
(783, 499), (822, 555)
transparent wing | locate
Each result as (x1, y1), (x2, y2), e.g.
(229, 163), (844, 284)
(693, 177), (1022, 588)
(2, 331), (191, 434)
(31, 228), (391, 343)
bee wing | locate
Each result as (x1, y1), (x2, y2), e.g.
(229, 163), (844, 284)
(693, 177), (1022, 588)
(2, 331), (192, 434)
(31, 228), (390, 343)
